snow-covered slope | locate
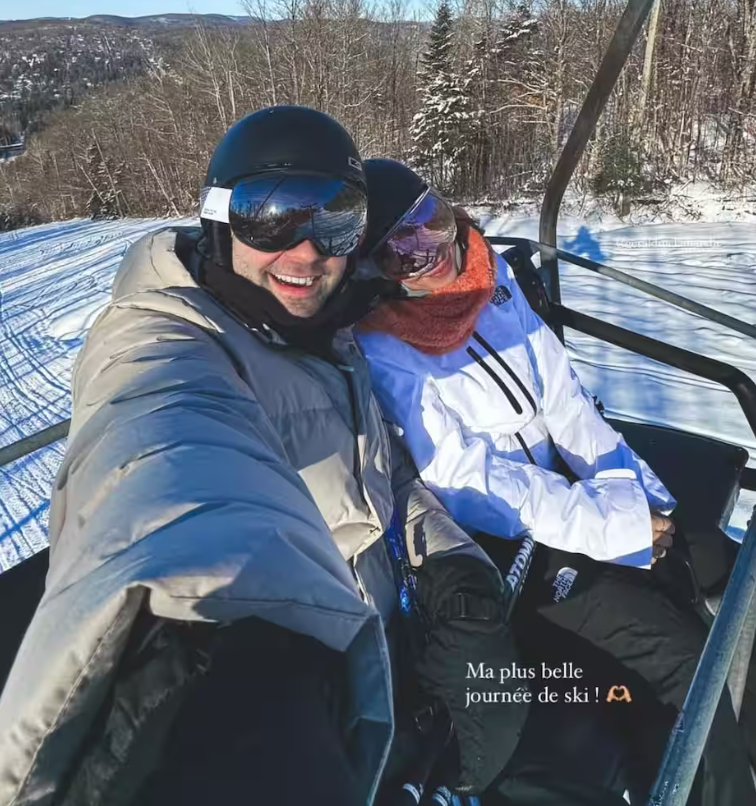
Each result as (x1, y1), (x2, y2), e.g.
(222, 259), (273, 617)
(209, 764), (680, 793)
(0, 218), (192, 568)
(1, 215), (756, 569)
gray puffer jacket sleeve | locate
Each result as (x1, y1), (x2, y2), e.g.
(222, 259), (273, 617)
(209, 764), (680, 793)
(51, 299), (369, 635)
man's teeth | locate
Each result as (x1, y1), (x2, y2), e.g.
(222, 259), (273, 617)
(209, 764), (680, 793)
(274, 274), (316, 287)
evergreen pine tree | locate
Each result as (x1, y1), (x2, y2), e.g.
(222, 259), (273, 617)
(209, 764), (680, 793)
(410, 0), (478, 193)
(461, 4), (539, 194)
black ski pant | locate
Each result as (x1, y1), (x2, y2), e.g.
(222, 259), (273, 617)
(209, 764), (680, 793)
(478, 534), (756, 806)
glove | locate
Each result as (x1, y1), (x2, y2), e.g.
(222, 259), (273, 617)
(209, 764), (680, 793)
(413, 554), (529, 794)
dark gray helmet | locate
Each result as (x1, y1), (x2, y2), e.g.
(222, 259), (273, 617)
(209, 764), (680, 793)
(361, 158), (427, 255)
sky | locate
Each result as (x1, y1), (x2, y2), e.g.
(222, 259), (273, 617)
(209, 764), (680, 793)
(2, 0), (249, 20)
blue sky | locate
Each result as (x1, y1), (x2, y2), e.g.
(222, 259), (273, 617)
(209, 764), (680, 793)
(3, 0), (248, 20)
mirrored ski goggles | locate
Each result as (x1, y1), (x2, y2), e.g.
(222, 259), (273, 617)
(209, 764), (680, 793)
(372, 189), (457, 280)
(200, 173), (368, 257)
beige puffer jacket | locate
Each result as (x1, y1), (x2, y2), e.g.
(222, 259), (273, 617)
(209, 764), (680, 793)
(0, 227), (490, 806)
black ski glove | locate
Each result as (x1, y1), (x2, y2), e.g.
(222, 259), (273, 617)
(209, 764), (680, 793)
(413, 554), (530, 795)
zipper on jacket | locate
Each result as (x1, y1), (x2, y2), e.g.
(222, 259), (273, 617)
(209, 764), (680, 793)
(328, 346), (380, 521)
(472, 331), (537, 415)
(340, 362), (368, 504)
(351, 555), (371, 603)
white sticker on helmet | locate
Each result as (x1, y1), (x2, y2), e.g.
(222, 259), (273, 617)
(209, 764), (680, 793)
(200, 186), (232, 223)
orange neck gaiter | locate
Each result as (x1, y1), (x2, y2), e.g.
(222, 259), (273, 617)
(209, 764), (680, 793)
(358, 224), (496, 355)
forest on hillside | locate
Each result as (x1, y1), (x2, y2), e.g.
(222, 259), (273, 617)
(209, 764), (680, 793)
(0, 0), (754, 231)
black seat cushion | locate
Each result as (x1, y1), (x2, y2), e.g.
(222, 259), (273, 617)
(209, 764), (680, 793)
(607, 419), (746, 595)
(605, 419), (747, 532)
(0, 547), (48, 692)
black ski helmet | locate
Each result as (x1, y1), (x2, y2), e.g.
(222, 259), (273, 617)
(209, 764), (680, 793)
(200, 106), (366, 266)
(361, 158), (428, 255)
(204, 105), (366, 192)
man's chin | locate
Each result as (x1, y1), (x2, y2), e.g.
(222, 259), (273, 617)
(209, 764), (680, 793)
(261, 276), (333, 319)
(276, 295), (326, 319)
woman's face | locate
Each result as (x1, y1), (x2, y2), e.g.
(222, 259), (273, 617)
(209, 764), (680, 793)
(400, 242), (459, 293)
(373, 190), (459, 293)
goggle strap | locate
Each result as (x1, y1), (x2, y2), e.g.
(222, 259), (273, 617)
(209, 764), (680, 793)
(200, 186), (232, 223)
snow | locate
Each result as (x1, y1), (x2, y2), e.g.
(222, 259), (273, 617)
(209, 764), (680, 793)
(2, 206), (756, 569)
(0, 217), (193, 569)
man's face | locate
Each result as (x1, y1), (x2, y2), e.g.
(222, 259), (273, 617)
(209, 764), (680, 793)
(231, 234), (349, 318)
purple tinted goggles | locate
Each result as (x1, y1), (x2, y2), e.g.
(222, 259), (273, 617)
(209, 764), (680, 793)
(372, 189), (457, 280)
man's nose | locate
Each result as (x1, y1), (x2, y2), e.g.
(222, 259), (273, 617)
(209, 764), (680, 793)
(286, 240), (321, 261)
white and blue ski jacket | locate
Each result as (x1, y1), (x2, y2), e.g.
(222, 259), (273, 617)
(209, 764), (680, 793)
(356, 252), (676, 568)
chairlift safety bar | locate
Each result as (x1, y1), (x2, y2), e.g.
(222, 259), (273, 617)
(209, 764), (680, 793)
(0, 419), (70, 469)
(647, 506), (756, 806)
(491, 236), (756, 344)
(539, 0), (658, 307)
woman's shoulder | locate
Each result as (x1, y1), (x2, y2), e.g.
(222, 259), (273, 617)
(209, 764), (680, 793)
(354, 326), (404, 357)
(356, 324), (465, 379)
(492, 250), (517, 287)
(355, 327), (429, 374)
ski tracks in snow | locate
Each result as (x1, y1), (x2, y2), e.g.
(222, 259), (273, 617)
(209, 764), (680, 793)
(0, 218), (187, 569)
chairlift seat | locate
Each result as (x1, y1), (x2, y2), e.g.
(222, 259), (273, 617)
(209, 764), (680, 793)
(0, 547), (48, 692)
(605, 418), (747, 533)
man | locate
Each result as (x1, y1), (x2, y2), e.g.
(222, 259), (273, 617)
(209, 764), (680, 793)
(0, 107), (527, 806)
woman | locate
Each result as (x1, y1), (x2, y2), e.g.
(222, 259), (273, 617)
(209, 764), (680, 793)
(356, 158), (675, 568)
(354, 158), (756, 806)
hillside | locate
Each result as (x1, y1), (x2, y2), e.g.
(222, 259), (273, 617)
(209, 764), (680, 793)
(0, 14), (251, 30)
(0, 14), (252, 140)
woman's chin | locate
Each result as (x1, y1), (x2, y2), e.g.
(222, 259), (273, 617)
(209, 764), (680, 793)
(403, 259), (458, 293)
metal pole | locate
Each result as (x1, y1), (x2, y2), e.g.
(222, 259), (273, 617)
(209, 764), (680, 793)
(728, 598), (756, 717)
(0, 419), (71, 469)
(647, 506), (756, 806)
(539, 0), (656, 306)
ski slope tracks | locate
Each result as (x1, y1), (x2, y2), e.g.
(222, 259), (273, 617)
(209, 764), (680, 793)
(1, 208), (756, 570)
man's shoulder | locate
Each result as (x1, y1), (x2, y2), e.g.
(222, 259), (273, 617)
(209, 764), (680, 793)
(113, 225), (202, 301)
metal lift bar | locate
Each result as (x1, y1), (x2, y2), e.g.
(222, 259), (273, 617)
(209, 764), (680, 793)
(0, 419), (71, 469)
(551, 305), (756, 445)
(490, 237), (756, 344)
(538, 0), (656, 305)
(647, 506), (756, 806)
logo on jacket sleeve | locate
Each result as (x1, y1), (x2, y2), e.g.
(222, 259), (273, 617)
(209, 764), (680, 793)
(552, 567), (578, 602)
(491, 285), (512, 306)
